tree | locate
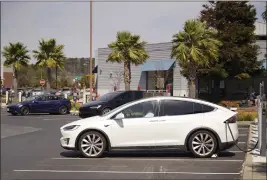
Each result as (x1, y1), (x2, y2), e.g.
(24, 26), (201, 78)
(2, 42), (30, 94)
(107, 31), (149, 90)
(109, 71), (123, 90)
(32, 38), (66, 90)
(262, 3), (267, 21)
(171, 19), (222, 98)
(200, 1), (261, 79)
(79, 74), (95, 88)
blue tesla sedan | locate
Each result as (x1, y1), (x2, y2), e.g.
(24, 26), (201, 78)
(6, 94), (71, 116)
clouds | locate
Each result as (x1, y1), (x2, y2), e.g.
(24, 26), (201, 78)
(1, 1), (265, 59)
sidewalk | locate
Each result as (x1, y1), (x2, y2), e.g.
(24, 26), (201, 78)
(242, 123), (266, 180)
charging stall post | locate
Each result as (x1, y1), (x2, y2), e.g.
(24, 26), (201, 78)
(257, 82), (266, 157)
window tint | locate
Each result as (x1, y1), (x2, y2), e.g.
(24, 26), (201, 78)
(193, 102), (215, 114)
(118, 100), (158, 119)
(48, 96), (59, 100)
(160, 100), (194, 116)
(202, 104), (215, 112)
(36, 96), (46, 101)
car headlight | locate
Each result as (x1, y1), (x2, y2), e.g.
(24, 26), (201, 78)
(63, 125), (80, 131)
(90, 105), (101, 109)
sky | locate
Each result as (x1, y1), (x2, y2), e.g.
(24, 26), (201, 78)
(1, 1), (266, 63)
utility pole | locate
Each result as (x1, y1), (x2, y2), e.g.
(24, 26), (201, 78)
(89, 0), (93, 101)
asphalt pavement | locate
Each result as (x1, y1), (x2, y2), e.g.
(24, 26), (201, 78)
(1, 109), (250, 180)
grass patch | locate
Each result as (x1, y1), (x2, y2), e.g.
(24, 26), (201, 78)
(237, 111), (257, 121)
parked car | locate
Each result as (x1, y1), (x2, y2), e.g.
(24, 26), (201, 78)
(60, 96), (239, 158)
(78, 90), (144, 118)
(6, 94), (71, 116)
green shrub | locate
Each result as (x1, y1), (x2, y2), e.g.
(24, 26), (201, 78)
(71, 102), (81, 111)
(237, 111), (257, 121)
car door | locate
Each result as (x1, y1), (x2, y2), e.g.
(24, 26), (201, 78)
(154, 99), (204, 146)
(46, 95), (61, 112)
(108, 99), (160, 148)
(31, 96), (51, 113)
(113, 92), (130, 108)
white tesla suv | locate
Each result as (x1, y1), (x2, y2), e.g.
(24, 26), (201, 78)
(60, 96), (239, 158)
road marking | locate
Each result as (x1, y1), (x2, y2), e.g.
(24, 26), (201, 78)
(43, 118), (76, 121)
(13, 169), (240, 175)
(51, 157), (243, 162)
(239, 134), (247, 136)
(238, 142), (246, 144)
(239, 128), (249, 130)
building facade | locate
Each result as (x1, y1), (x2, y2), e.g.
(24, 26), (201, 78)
(95, 22), (266, 97)
(1, 64), (13, 88)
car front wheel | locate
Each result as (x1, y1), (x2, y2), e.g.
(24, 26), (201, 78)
(78, 131), (107, 158)
(188, 130), (217, 158)
(20, 106), (30, 116)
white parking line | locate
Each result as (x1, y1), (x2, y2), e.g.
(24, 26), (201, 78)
(51, 157), (243, 162)
(13, 169), (240, 175)
(238, 142), (246, 144)
(239, 134), (247, 136)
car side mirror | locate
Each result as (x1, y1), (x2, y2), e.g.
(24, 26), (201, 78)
(114, 113), (124, 120)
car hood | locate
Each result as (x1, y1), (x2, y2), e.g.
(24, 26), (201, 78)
(60, 115), (103, 129)
(81, 101), (106, 107)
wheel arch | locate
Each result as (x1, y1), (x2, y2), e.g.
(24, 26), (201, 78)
(75, 128), (111, 151)
(184, 127), (222, 151)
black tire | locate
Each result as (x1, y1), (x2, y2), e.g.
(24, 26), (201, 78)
(78, 131), (107, 158)
(20, 106), (30, 116)
(59, 105), (68, 115)
(101, 108), (111, 115)
(11, 113), (17, 116)
(188, 130), (218, 158)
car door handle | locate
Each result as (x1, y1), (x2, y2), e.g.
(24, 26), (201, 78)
(149, 120), (158, 122)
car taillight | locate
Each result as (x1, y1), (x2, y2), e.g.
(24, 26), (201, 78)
(225, 115), (237, 123)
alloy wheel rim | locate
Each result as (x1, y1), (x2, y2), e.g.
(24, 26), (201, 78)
(192, 133), (214, 156)
(81, 133), (104, 157)
(102, 109), (110, 114)
(23, 107), (29, 115)
(61, 107), (67, 113)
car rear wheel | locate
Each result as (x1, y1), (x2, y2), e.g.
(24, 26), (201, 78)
(188, 130), (217, 158)
(59, 106), (68, 115)
(20, 106), (30, 116)
(78, 131), (107, 158)
(101, 108), (111, 115)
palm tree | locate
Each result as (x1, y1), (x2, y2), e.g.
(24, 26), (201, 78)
(2, 42), (30, 94)
(171, 19), (222, 98)
(32, 38), (66, 90)
(262, 4), (267, 22)
(107, 31), (149, 90)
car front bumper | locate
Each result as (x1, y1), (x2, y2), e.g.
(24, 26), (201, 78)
(60, 129), (80, 150)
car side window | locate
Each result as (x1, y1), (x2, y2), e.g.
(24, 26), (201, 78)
(36, 96), (46, 101)
(193, 102), (215, 114)
(202, 104), (215, 113)
(48, 96), (59, 100)
(160, 100), (194, 116)
(116, 100), (159, 119)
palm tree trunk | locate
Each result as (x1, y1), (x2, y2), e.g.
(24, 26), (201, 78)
(56, 66), (58, 90)
(123, 61), (131, 91)
(46, 67), (52, 90)
(13, 66), (18, 96)
(188, 80), (196, 98)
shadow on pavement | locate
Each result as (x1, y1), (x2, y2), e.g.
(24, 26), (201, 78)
(60, 150), (236, 158)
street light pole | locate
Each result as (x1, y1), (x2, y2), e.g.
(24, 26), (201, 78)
(89, 0), (93, 101)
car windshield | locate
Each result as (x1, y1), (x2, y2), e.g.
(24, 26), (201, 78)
(25, 96), (38, 101)
(97, 92), (121, 101)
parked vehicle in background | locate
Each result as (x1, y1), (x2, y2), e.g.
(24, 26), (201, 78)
(78, 90), (144, 118)
(60, 96), (239, 158)
(32, 88), (44, 96)
(6, 94), (71, 116)
(62, 88), (72, 96)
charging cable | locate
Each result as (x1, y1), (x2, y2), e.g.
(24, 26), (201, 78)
(226, 122), (258, 153)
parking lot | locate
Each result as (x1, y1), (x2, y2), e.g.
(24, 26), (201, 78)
(1, 110), (250, 180)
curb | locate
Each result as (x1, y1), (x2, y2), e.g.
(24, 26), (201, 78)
(70, 111), (79, 116)
(241, 124), (253, 180)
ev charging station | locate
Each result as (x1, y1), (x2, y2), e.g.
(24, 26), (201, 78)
(256, 81), (266, 157)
